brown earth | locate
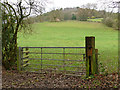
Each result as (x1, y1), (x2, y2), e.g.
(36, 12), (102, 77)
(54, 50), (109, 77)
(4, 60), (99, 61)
(2, 68), (119, 88)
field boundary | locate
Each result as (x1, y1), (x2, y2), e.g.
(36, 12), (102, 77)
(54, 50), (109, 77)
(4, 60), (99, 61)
(17, 37), (99, 77)
(18, 47), (86, 76)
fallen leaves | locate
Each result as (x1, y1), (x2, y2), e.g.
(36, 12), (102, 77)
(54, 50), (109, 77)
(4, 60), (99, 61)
(2, 69), (119, 88)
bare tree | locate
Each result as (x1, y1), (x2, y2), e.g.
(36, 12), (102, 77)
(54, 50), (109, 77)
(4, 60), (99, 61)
(2, 0), (47, 69)
(77, 8), (88, 21)
(85, 3), (97, 17)
(77, 3), (98, 20)
(48, 8), (63, 22)
(98, 0), (119, 29)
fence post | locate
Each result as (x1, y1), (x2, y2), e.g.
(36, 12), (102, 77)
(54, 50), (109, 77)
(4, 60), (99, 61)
(95, 49), (99, 74)
(41, 48), (42, 73)
(63, 48), (66, 73)
(17, 47), (19, 71)
(85, 36), (96, 77)
(25, 47), (29, 63)
(17, 47), (22, 71)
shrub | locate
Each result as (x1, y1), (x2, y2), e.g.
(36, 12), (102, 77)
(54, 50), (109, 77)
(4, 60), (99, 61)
(91, 16), (95, 19)
(102, 17), (114, 27)
(113, 19), (118, 30)
(72, 14), (76, 20)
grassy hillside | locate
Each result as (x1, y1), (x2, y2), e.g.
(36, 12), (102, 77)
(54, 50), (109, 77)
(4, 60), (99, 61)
(18, 21), (118, 73)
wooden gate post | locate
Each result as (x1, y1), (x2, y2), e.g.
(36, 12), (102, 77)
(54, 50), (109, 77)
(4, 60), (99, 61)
(95, 49), (99, 74)
(17, 47), (22, 71)
(25, 47), (29, 63)
(17, 47), (19, 71)
(85, 36), (96, 77)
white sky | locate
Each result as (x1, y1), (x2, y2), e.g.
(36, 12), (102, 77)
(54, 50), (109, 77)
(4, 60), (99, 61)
(46, 0), (119, 12)
(4, 0), (120, 13)
(46, 0), (98, 11)
(49, 0), (98, 8)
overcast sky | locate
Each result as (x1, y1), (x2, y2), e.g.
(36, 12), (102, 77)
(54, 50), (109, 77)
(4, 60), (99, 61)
(5, 0), (119, 14)
(48, 0), (98, 8)
(46, 0), (98, 11)
(46, 0), (119, 12)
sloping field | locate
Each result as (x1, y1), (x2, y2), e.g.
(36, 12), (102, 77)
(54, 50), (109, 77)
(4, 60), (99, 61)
(18, 21), (118, 73)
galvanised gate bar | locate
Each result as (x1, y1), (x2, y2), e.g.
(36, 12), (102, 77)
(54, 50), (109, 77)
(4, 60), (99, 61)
(18, 47), (86, 76)
(17, 37), (99, 77)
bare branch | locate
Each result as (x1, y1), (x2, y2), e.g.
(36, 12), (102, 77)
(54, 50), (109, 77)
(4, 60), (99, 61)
(3, 2), (18, 21)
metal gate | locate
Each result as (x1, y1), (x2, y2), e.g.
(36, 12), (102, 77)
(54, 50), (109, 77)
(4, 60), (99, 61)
(18, 47), (86, 76)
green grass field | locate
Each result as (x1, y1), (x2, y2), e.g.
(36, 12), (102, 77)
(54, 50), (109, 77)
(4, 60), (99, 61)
(18, 21), (118, 73)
